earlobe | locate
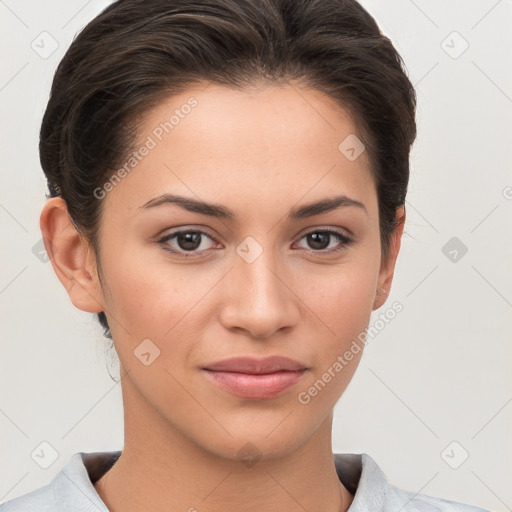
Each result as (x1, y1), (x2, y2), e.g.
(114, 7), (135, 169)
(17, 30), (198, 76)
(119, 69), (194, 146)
(40, 197), (105, 314)
(372, 206), (406, 310)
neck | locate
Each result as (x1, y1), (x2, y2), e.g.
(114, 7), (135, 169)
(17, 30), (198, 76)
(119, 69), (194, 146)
(94, 380), (354, 512)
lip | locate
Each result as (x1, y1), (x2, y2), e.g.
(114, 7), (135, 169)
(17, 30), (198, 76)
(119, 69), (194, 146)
(202, 356), (308, 399)
(204, 356), (307, 374)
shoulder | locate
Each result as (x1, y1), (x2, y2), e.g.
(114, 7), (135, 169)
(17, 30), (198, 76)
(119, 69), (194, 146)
(0, 451), (116, 512)
(383, 482), (493, 512)
(0, 484), (56, 512)
(334, 453), (493, 512)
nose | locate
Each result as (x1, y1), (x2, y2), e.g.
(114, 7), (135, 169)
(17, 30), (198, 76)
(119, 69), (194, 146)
(218, 246), (300, 339)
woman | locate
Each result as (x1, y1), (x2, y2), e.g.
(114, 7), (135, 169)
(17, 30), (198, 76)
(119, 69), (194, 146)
(0, 0), (492, 511)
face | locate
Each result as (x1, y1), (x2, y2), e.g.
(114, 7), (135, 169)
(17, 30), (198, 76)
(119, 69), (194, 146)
(48, 81), (403, 461)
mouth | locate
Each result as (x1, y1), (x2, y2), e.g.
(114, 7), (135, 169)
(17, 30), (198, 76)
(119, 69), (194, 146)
(202, 356), (308, 399)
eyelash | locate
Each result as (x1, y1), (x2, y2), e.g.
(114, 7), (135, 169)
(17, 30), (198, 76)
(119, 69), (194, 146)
(156, 228), (353, 258)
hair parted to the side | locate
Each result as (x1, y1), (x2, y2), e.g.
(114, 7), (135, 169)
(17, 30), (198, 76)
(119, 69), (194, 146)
(40, 0), (417, 340)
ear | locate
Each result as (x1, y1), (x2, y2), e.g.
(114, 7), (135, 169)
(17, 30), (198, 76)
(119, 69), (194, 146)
(40, 197), (105, 314)
(372, 206), (406, 310)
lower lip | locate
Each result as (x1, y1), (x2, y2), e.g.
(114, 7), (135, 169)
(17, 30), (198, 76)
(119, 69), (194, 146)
(203, 369), (306, 399)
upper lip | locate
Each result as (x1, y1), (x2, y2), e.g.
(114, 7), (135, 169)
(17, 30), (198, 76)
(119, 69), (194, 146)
(203, 356), (307, 374)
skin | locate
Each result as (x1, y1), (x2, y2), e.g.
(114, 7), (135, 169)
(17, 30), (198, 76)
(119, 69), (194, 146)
(40, 81), (405, 512)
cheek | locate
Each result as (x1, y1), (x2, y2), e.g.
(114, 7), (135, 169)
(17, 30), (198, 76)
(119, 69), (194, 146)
(292, 271), (375, 411)
(298, 254), (379, 384)
(306, 261), (378, 337)
(99, 239), (199, 334)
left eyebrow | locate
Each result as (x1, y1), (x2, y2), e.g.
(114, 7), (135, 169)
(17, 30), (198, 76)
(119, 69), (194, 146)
(137, 193), (368, 219)
(290, 194), (368, 219)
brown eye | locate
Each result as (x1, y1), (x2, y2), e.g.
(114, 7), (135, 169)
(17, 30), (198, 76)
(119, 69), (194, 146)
(174, 231), (202, 251)
(295, 229), (353, 254)
(158, 230), (217, 256)
(306, 232), (331, 250)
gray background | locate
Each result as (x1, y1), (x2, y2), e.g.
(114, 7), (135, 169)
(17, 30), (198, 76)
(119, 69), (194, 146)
(1, 0), (511, 510)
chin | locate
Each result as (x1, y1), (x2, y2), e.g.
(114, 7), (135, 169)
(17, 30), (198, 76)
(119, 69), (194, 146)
(193, 422), (313, 465)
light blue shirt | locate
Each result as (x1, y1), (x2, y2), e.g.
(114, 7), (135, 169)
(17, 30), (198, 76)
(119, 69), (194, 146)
(0, 451), (492, 511)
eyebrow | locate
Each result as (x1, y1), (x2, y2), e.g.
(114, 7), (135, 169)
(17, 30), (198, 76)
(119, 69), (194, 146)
(138, 193), (367, 219)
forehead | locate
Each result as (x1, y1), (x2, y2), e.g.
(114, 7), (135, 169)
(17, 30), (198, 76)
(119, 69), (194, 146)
(104, 81), (377, 220)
